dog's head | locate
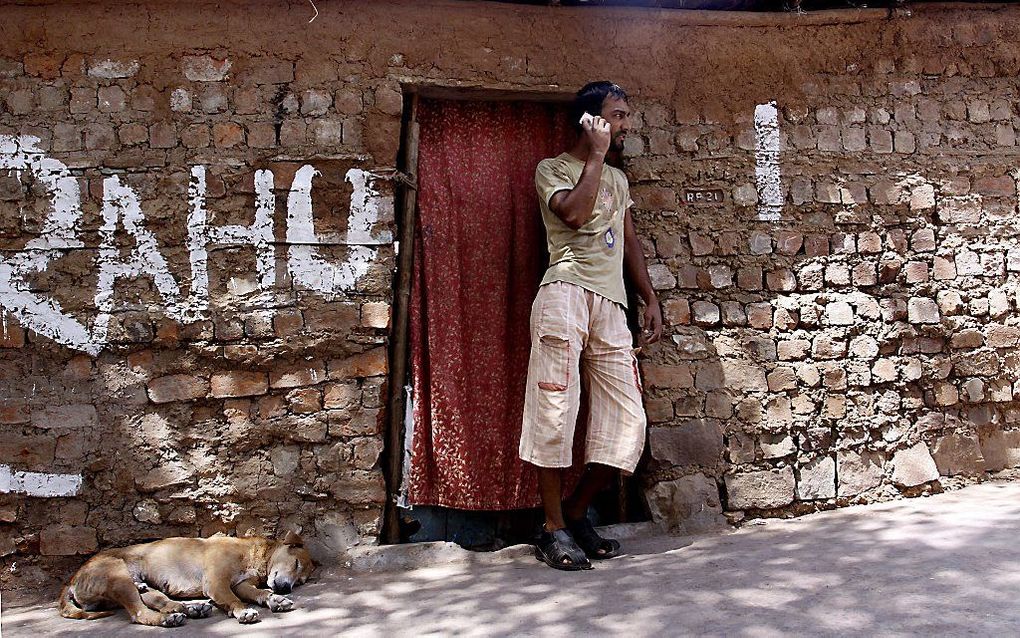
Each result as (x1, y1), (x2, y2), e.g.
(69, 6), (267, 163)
(267, 531), (316, 594)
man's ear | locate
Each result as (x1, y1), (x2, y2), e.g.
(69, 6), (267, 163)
(281, 530), (304, 547)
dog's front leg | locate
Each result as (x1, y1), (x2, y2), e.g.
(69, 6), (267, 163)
(234, 579), (294, 613)
(203, 574), (260, 624)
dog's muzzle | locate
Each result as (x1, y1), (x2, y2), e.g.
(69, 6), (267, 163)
(273, 582), (292, 594)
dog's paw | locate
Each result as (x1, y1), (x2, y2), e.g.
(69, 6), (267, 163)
(267, 593), (294, 612)
(183, 600), (213, 618)
(160, 612), (187, 627)
(235, 607), (260, 624)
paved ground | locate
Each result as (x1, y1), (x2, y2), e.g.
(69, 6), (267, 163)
(4, 480), (1020, 637)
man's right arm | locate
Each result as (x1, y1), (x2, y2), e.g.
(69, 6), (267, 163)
(548, 117), (612, 230)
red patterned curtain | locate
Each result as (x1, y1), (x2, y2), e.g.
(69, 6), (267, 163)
(407, 99), (573, 510)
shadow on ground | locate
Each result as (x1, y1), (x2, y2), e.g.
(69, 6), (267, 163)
(5, 481), (1020, 637)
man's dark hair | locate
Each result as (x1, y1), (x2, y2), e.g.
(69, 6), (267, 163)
(570, 81), (628, 132)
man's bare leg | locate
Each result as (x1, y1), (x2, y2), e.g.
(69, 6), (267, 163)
(537, 467), (566, 530)
(563, 463), (616, 522)
(538, 463), (616, 529)
(562, 463), (621, 559)
(534, 466), (591, 569)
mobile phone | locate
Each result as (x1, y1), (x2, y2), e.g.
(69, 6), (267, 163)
(579, 112), (594, 127)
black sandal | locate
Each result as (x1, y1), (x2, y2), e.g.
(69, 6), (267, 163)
(566, 516), (621, 560)
(534, 528), (593, 571)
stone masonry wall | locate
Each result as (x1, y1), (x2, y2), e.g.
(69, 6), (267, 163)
(634, 10), (1020, 532)
(1, 0), (1019, 586)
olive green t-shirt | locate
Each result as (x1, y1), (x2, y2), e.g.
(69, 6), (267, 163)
(535, 153), (633, 307)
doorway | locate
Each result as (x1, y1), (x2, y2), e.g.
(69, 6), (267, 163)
(386, 92), (646, 547)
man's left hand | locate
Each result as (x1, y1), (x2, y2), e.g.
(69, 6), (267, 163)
(640, 301), (663, 345)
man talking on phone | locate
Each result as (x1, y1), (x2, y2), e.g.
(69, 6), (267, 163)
(520, 81), (663, 571)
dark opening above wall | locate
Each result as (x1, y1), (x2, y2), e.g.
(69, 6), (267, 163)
(472, 0), (1016, 12)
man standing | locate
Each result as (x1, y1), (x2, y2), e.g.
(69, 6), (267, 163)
(520, 81), (662, 570)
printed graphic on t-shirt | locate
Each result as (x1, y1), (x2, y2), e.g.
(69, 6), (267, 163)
(597, 186), (619, 254)
(597, 186), (615, 219)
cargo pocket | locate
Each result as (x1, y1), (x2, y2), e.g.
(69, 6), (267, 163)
(536, 334), (570, 392)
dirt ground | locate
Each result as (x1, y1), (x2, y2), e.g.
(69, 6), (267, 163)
(4, 479), (1020, 637)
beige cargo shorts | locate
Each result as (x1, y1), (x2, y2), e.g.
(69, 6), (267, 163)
(519, 281), (647, 473)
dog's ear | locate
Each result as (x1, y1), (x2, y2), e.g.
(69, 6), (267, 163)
(281, 530), (304, 547)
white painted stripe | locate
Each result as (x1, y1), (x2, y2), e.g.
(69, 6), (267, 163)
(0, 464), (82, 497)
(253, 169), (277, 289)
(186, 165), (210, 301)
(397, 384), (415, 510)
(754, 101), (783, 221)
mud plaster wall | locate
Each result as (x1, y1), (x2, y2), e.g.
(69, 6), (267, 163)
(1, 0), (1020, 585)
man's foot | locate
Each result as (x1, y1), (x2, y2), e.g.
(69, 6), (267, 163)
(566, 516), (621, 559)
(534, 528), (593, 571)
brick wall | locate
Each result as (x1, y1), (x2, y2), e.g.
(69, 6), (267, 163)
(1, 0), (1019, 585)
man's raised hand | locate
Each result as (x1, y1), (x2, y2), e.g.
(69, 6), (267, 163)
(583, 114), (611, 159)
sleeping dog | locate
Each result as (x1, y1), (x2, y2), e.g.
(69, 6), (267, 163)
(58, 531), (315, 626)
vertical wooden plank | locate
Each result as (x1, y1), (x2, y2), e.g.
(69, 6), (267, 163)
(383, 92), (420, 544)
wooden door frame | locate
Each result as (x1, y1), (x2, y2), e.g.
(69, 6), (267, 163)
(382, 85), (577, 544)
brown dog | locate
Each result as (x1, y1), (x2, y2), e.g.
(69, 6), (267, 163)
(58, 531), (315, 627)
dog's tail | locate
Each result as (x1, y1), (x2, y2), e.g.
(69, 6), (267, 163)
(58, 585), (115, 620)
